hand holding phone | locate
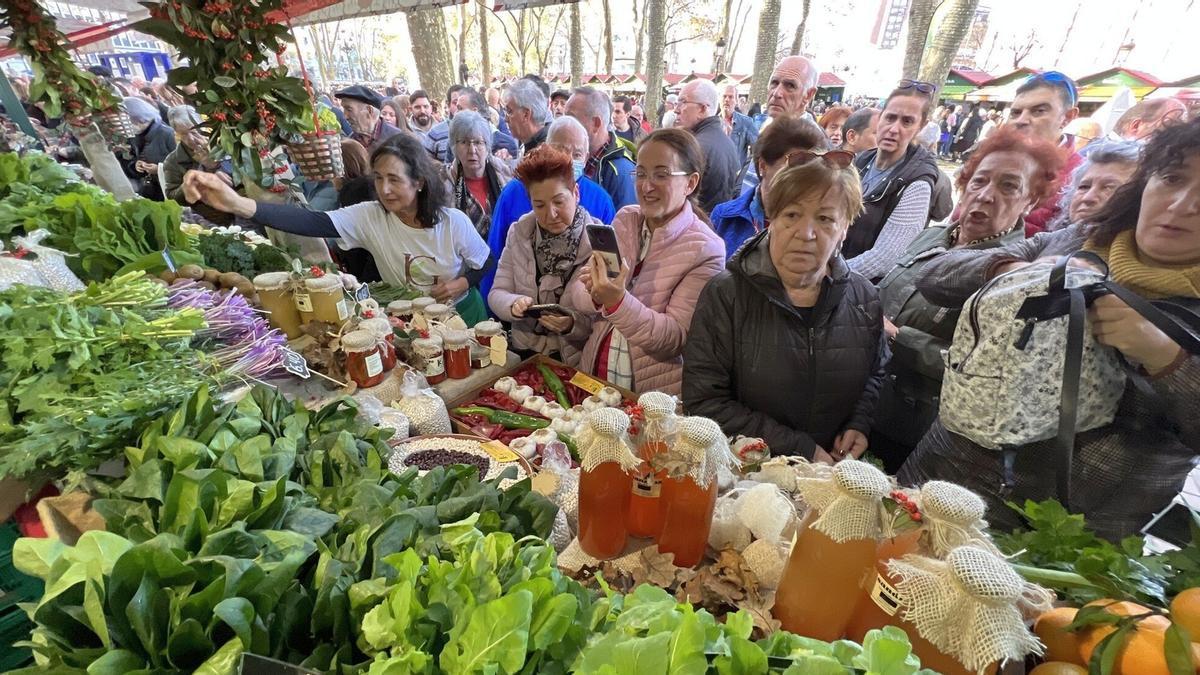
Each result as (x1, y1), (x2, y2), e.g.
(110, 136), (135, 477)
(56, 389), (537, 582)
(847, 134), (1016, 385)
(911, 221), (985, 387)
(587, 225), (622, 280)
(523, 303), (569, 318)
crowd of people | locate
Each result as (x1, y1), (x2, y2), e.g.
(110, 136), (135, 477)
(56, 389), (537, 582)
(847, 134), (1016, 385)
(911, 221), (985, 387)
(8, 54), (1199, 541)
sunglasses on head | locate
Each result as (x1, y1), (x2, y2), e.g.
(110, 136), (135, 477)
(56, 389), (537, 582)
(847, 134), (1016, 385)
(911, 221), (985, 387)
(1022, 71), (1078, 106)
(897, 79), (937, 95)
(785, 149), (855, 170)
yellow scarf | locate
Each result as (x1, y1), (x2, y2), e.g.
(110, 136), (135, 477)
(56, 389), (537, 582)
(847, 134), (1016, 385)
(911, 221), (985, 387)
(1083, 230), (1200, 300)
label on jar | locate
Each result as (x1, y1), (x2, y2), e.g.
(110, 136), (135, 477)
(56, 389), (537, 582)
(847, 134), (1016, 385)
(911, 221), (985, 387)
(569, 371), (605, 395)
(293, 292), (313, 313)
(364, 352), (383, 377)
(489, 335), (508, 367)
(423, 353), (445, 376)
(482, 440), (519, 462)
(869, 573), (902, 616)
(336, 297), (349, 320)
(631, 471), (661, 498)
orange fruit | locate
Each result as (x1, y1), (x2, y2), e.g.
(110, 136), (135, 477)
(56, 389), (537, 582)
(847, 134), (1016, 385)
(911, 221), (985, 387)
(1170, 588), (1200, 641)
(1076, 600), (1172, 675)
(1029, 663), (1087, 675)
(1034, 607), (1084, 665)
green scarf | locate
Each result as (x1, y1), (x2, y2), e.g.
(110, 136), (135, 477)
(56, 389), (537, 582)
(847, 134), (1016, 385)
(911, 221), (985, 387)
(1084, 230), (1200, 300)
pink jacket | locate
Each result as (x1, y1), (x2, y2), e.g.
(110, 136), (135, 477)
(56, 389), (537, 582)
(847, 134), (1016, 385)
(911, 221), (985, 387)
(488, 210), (596, 367)
(566, 202), (726, 395)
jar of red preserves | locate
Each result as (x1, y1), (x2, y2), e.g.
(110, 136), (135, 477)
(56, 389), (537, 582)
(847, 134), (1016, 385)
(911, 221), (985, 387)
(473, 320), (503, 347)
(412, 336), (445, 384)
(342, 330), (385, 388)
(443, 330), (471, 379)
(360, 318), (397, 371)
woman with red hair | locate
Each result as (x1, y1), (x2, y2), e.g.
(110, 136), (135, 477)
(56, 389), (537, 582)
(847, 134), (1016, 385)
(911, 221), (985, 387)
(870, 126), (1067, 470)
(489, 145), (598, 365)
(818, 104), (853, 147)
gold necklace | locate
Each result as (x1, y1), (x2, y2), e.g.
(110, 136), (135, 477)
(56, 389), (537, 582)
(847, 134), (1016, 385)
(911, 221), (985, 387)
(950, 220), (1020, 248)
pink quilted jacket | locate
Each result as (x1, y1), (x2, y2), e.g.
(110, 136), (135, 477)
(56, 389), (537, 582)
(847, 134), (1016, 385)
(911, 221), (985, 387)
(565, 202), (726, 394)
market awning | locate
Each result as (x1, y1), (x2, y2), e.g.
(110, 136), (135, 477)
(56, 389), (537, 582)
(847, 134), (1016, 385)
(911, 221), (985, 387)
(963, 67), (1041, 102)
(941, 67), (992, 98)
(1075, 67), (1162, 103)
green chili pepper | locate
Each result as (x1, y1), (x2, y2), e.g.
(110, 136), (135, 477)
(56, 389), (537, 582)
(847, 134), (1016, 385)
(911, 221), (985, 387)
(452, 406), (549, 430)
(536, 363), (572, 410)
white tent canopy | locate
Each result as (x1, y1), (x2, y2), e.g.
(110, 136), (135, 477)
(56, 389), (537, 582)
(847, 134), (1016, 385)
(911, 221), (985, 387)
(1088, 86), (1136, 135)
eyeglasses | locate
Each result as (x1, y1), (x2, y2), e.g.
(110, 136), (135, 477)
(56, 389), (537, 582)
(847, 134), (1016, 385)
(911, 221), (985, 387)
(455, 139), (488, 148)
(897, 79), (937, 95)
(633, 169), (691, 183)
(1022, 71), (1078, 107)
(784, 149), (855, 170)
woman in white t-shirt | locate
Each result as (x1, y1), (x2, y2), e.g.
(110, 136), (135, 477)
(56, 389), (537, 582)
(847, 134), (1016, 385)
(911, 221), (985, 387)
(183, 134), (494, 323)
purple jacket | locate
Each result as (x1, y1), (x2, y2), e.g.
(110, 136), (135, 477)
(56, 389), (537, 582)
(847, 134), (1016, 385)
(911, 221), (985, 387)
(566, 202), (726, 394)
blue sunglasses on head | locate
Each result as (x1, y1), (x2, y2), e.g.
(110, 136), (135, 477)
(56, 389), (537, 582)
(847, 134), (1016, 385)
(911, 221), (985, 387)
(1023, 71), (1078, 107)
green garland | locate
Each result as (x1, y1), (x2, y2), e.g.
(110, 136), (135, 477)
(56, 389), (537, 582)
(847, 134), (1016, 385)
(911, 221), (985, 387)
(0, 0), (120, 121)
(139, 0), (318, 188)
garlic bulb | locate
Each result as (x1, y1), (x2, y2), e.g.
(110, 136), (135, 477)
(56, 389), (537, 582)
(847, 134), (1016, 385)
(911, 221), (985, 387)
(530, 428), (558, 446)
(598, 386), (623, 407)
(550, 417), (574, 434)
(508, 436), (538, 459)
(493, 377), (517, 394)
(581, 396), (605, 412)
(510, 385), (534, 404)
(523, 395), (548, 413)
(542, 402), (566, 419)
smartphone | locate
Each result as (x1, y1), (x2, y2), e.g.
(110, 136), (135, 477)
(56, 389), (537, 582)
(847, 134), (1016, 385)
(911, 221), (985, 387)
(586, 225), (622, 279)
(1142, 499), (1200, 549)
(523, 303), (569, 319)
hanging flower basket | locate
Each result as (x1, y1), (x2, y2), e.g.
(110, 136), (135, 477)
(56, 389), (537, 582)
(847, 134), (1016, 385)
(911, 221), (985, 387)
(287, 131), (344, 182)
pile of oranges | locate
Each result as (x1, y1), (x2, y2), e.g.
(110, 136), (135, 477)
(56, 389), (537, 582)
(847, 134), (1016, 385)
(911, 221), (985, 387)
(1029, 589), (1200, 675)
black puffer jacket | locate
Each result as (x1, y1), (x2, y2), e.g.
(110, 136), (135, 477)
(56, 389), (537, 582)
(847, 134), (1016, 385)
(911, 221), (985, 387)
(682, 229), (889, 457)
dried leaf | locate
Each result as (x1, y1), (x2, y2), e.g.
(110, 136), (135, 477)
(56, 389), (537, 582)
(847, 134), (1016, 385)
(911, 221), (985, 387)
(737, 593), (781, 638)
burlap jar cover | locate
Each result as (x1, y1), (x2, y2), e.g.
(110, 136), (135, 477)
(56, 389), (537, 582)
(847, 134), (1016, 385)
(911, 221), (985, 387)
(577, 408), (640, 472)
(918, 480), (999, 557)
(637, 391), (679, 445)
(888, 545), (1054, 674)
(795, 459), (893, 543)
(669, 417), (738, 487)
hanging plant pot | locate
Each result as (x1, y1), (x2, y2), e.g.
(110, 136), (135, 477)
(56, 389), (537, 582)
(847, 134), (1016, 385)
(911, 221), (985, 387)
(287, 131), (344, 182)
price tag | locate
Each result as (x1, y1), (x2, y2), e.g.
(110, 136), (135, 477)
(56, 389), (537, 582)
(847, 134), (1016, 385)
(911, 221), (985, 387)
(281, 348), (310, 379)
(481, 439), (519, 462)
(241, 653), (321, 675)
(569, 371), (605, 396)
(355, 283), (371, 302)
(161, 247), (177, 273)
(488, 335), (508, 367)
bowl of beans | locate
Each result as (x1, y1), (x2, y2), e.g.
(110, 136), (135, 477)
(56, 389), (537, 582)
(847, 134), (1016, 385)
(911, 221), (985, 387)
(387, 434), (531, 483)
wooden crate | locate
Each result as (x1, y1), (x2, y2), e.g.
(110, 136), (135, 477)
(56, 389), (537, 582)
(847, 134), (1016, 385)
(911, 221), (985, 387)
(446, 354), (637, 435)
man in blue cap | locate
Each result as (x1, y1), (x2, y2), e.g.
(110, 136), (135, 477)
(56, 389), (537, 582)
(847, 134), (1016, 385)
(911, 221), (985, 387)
(335, 85), (401, 152)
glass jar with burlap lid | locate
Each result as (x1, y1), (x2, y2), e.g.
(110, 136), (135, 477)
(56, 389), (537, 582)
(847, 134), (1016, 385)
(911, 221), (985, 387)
(576, 408), (640, 559)
(883, 545), (1053, 675)
(253, 272), (303, 338)
(442, 329), (472, 379)
(387, 299), (414, 322)
(846, 481), (998, 644)
(425, 303), (452, 325)
(342, 329), (385, 388)
(305, 275), (349, 326)
(657, 416), (736, 568)
(359, 317), (397, 371)
(627, 391), (679, 538)
(774, 459), (893, 641)
(412, 335), (445, 384)
(473, 320), (503, 346)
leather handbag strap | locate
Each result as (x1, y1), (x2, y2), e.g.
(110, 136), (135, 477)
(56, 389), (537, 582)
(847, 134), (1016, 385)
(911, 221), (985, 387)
(1054, 287), (1086, 503)
(1049, 251), (1109, 294)
(1099, 281), (1200, 355)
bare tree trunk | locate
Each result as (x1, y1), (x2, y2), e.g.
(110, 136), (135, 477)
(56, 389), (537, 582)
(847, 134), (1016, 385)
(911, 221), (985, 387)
(643, 0), (667, 125)
(917, 0), (982, 99)
(713, 0), (733, 71)
(570, 4), (584, 86)
(478, 0), (491, 87)
(789, 0), (810, 55)
(76, 123), (135, 201)
(749, 0), (781, 105)
(458, 3), (468, 74)
(408, 8), (456, 99)
(602, 0), (614, 75)
(634, 0), (647, 75)
(902, 0), (936, 80)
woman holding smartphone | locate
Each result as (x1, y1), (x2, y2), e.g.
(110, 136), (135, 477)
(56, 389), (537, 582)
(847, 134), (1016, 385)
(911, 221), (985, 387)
(567, 128), (726, 395)
(489, 146), (598, 365)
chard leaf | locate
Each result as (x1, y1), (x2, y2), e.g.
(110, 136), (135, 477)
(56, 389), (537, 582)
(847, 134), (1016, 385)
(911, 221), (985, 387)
(440, 589), (534, 675)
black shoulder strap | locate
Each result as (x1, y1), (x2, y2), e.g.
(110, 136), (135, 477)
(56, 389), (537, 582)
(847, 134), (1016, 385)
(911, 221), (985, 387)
(1055, 286), (1086, 503)
(1098, 281), (1200, 355)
